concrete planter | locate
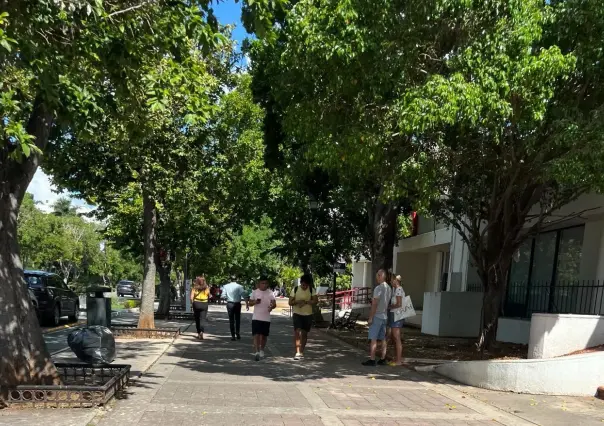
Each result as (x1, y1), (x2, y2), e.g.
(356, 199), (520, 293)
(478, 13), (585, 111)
(434, 352), (604, 396)
(529, 313), (604, 359)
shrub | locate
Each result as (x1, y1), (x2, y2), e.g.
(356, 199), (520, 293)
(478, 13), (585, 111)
(124, 300), (141, 309)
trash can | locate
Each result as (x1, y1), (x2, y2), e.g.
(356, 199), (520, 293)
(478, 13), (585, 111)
(86, 286), (112, 327)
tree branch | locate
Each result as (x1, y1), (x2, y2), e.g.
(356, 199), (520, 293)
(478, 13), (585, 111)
(108, 1), (154, 18)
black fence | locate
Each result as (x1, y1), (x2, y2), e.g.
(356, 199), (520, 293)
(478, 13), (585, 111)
(465, 280), (604, 319)
(466, 282), (483, 292)
(7, 363), (130, 408)
(504, 280), (604, 319)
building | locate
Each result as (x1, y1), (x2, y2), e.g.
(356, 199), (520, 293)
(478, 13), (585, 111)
(352, 193), (604, 344)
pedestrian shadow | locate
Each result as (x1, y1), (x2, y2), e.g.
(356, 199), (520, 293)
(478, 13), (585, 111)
(168, 313), (424, 384)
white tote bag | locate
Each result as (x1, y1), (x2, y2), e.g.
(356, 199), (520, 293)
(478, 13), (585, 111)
(393, 296), (416, 321)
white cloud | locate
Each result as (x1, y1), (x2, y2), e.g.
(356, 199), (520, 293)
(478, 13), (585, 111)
(28, 169), (67, 206)
(27, 169), (97, 220)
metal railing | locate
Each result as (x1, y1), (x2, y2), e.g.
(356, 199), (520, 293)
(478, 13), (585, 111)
(503, 280), (604, 319)
(466, 282), (483, 292)
(317, 287), (372, 312)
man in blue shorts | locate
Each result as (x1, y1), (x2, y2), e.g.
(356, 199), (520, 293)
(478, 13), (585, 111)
(362, 269), (392, 366)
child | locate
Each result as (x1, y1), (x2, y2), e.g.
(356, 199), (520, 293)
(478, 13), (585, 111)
(248, 275), (276, 361)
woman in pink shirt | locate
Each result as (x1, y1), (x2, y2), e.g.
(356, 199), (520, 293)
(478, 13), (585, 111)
(248, 276), (276, 361)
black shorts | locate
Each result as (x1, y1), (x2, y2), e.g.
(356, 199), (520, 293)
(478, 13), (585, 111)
(252, 320), (271, 336)
(293, 314), (313, 332)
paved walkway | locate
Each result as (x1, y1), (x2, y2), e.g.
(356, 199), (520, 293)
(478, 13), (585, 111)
(2, 307), (603, 425)
(95, 309), (535, 426)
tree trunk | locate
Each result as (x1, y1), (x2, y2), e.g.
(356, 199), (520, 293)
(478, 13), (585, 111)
(155, 250), (172, 317)
(138, 192), (157, 329)
(369, 195), (399, 285)
(0, 98), (60, 390)
(477, 246), (512, 351)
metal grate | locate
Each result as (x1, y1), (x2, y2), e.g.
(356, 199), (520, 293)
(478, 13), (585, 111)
(6, 363), (130, 409)
(111, 326), (180, 338)
(155, 311), (194, 320)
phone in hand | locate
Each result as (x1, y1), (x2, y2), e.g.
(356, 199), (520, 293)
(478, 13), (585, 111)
(256, 298), (262, 305)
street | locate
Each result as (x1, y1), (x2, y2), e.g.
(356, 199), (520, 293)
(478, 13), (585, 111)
(43, 302), (181, 356)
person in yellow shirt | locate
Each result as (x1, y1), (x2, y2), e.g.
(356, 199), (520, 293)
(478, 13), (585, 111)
(289, 274), (318, 360)
(190, 276), (210, 340)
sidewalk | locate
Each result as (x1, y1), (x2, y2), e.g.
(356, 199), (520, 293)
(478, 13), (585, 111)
(93, 309), (604, 426)
(2, 308), (603, 425)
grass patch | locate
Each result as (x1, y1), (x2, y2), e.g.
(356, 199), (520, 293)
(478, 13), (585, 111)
(111, 298), (125, 310)
(124, 299), (141, 309)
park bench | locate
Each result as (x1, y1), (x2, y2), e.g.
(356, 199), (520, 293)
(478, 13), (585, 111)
(333, 311), (361, 331)
(333, 310), (351, 329)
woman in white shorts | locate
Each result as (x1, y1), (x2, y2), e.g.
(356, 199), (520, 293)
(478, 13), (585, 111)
(387, 274), (405, 365)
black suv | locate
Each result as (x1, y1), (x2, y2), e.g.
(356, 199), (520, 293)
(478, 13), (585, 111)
(24, 270), (80, 326)
(116, 280), (139, 298)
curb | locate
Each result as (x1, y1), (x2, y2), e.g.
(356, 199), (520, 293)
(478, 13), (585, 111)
(42, 321), (85, 334)
(130, 320), (193, 379)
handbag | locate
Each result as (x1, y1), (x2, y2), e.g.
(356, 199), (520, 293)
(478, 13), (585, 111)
(393, 296), (416, 321)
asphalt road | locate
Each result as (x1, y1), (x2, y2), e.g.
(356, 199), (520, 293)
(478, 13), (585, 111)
(43, 303), (161, 356)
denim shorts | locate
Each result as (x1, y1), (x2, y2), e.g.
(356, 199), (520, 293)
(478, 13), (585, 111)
(368, 316), (387, 340)
(388, 312), (404, 328)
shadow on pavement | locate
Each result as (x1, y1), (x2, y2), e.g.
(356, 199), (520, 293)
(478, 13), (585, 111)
(167, 311), (421, 384)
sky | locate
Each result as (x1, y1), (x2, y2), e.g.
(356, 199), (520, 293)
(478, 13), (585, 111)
(213, 0), (247, 50)
(26, 1), (248, 212)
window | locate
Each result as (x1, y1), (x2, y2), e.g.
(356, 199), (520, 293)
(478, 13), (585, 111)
(25, 275), (44, 288)
(504, 225), (586, 318)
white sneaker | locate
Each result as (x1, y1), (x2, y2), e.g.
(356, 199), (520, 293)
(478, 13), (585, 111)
(294, 353), (304, 360)
(259, 350), (265, 358)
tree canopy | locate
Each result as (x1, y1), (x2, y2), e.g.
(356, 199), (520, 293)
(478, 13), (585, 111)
(0, 0), (286, 387)
(246, 0), (604, 348)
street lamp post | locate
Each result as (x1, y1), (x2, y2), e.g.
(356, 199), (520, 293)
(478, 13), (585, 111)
(308, 195), (342, 329)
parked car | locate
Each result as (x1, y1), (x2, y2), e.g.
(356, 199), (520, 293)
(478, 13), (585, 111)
(117, 280), (140, 298)
(28, 288), (38, 310)
(24, 270), (80, 326)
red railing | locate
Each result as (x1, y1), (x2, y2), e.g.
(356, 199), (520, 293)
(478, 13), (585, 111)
(318, 287), (372, 310)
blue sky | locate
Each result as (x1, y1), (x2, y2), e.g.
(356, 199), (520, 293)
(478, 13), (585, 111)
(27, 1), (250, 212)
(213, 1), (248, 54)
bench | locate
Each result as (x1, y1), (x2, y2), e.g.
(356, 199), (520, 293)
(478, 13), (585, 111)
(333, 311), (361, 331)
(333, 311), (351, 329)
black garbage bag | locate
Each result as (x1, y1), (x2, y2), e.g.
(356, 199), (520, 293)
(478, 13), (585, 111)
(67, 326), (116, 364)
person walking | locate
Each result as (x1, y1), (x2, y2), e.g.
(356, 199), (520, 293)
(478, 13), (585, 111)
(362, 269), (392, 366)
(222, 277), (249, 341)
(249, 275), (276, 361)
(289, 274), (318, 360)
(387, 274), (405, 366)
(190, 276), (210, 340)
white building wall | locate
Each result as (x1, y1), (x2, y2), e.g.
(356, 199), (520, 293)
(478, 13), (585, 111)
(425, 252), (441, 293)
(351, 261), (365, 288)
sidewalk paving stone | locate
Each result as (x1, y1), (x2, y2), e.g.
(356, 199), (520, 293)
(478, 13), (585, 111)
(3, 305), (604, 425)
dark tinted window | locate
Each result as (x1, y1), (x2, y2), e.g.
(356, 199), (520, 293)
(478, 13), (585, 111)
(55, 277), (68, 289)
(25, 275), (45, 288)
(47, 276), (63, 288)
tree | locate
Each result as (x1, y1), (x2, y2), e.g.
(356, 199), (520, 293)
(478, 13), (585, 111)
(0, 0), (283, 387)
(246, 0), (415, 280)
(88, 73), (271, 315)
(266, 0), (604, 349)
(394, 0), (604, 349)
(52, 197), (78, 217)
(17, 193), (140, 291)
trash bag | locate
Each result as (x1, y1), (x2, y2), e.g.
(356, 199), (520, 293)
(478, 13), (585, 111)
(67, 326), (116, 364)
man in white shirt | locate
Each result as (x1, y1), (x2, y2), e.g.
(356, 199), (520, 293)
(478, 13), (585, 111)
(362, 269), (392, 366)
